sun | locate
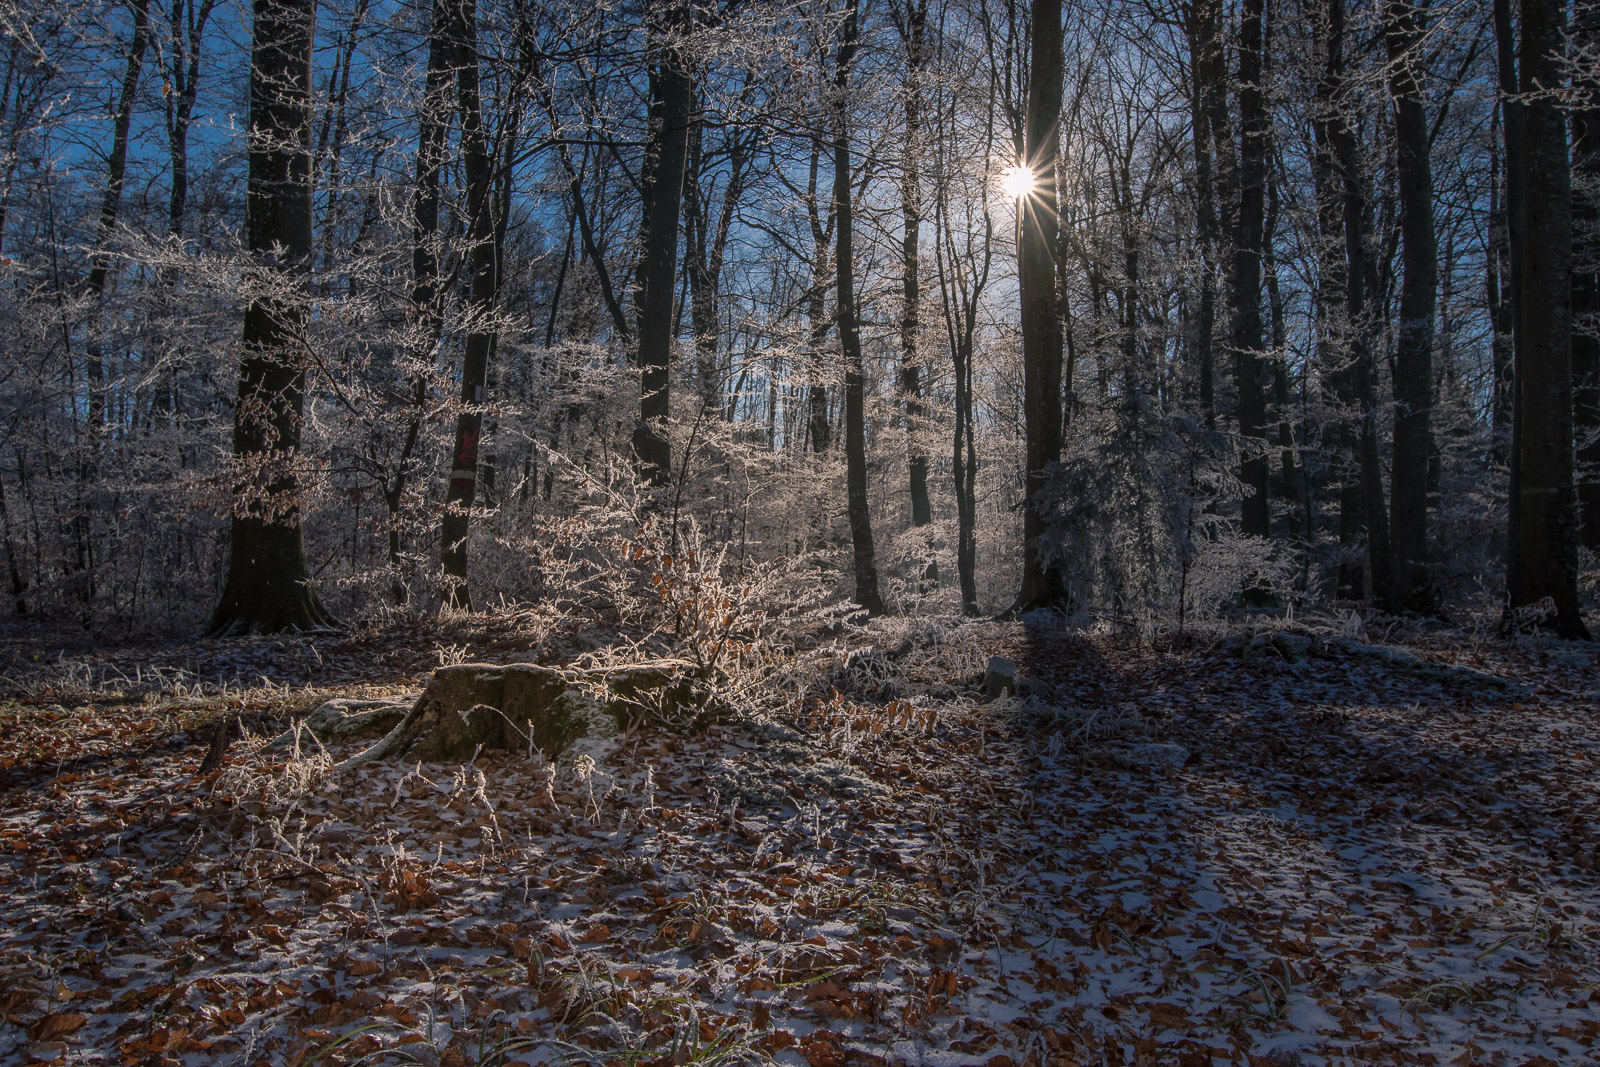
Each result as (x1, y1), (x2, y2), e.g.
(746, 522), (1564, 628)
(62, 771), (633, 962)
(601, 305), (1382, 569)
(1000, 164), (1035, 200)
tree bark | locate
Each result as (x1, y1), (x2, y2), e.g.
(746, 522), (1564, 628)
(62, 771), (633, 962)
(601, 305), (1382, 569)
(1015, 0), (1065, 612)
(1384, 0), (1436, 612)
(1230, 0), (1271, 553)
(632, 0), (692, 487)
(897, 0), (931, 528)
(1506, 0), (1590, 637)
(438, 0), (500, 611)
(834, 0), (884, 616)
(1496, 0), (1528, 578)
(1572, 0), (1600, 546)
(1185, 0), (1224, 423)
(1319, 0), (1394, 608)
(84, 0), (152, 435)
(685, 96), (747, 418)
(385, 0), (450, 606)
(163, 0), (217, 235)
(208, 0), (336, 635)
(1312, 0), (1362, 599)
(74, 0), (153, 623)
(805, 140), (833, 455)
(1489, 103), (1515, 471)
(0, 467), (25, 615)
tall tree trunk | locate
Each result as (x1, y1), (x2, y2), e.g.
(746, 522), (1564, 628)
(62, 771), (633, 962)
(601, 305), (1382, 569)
(1496, 0), (1527, 561)
(164, 0), (217, 235)
(0, 468), (25, 615)
(1349, 186), (1394, 610)
(686, 102), (748, 419)
(1384, 0), (1436, 612)
(932, 82), (991, 615)
(1507, 0), (1590, 637)
(75, 0), (152, 624)
(685, 101), (718, 412)
(953, 298), (979, 615)
(632, 0), (692, 487)
(1572, 1), (1600, 546)
(1015, 0), (1065, 612)
(1264, 169), (1300, 544)
(806, 141), (833, 455)
(208, 0), (336, 635)
(84, 0), (152, 435)
(1185, 0), (1224, 423)
(1489, 104), (1515, 470)
(897, 0), (931, 528)
(1231, 0), (1271, 554)
(1323, 0), (1394, 606)
(438, 0), (499, 611)
(385, 0), (450, 606)
(1311, 0), (1361, 597)
(834, 0), (884, 616)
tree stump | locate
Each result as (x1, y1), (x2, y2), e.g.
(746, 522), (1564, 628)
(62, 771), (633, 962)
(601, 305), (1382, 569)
(337, 660), (704, 768)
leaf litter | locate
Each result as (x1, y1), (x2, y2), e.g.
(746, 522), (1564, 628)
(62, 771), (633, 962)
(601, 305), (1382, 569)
(0, 615), (1597, 1066)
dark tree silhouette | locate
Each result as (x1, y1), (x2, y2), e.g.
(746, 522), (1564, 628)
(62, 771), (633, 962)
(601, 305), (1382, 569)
(1015, 0), (1065, 613)
(834, 0), (884, 616)
(1505, 0), (1590, 638)
(208, 0), (337, 635)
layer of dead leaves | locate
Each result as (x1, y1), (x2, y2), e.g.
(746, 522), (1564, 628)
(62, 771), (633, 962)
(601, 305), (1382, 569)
(1, 616), (1597, 1066)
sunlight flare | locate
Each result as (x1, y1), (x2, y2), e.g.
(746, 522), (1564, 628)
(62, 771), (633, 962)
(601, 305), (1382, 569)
(1000, 163), (1035, 200)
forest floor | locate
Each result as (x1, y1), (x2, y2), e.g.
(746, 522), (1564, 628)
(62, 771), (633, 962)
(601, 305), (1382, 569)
(1, 612), (1598, 1067)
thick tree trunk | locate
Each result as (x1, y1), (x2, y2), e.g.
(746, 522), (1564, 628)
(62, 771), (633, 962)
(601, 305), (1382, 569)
(632, 0), (692, 487)
(208, 0), (336, 635)
(1231, 0), (1271, 554)
(438, 0), (500, 611)
(1015, 0), (1065, 613)
(1507, 0), (1589, 637)
(834, 0), (884, 616)
(1384, 0), (1436, 612)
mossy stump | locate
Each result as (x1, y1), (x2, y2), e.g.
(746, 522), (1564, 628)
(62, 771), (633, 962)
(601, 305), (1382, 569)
(343, 660), (703, 766)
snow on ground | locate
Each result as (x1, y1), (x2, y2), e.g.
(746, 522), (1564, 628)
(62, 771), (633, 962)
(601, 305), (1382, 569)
(1, 617), (1596, 1066)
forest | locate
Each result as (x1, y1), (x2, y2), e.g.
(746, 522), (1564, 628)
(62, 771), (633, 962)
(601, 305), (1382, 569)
(2, 0), (1600, 1061)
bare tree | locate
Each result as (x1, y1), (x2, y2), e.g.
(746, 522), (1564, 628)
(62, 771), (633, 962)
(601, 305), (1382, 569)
(1505, 0), (1589, 637)
(632, 0), (693, 487)
(1384, 0), (1436, 612)
(833, 0), (884, 615)
(208, 0), (337, 635)
(1014, 0), (1065, 613)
